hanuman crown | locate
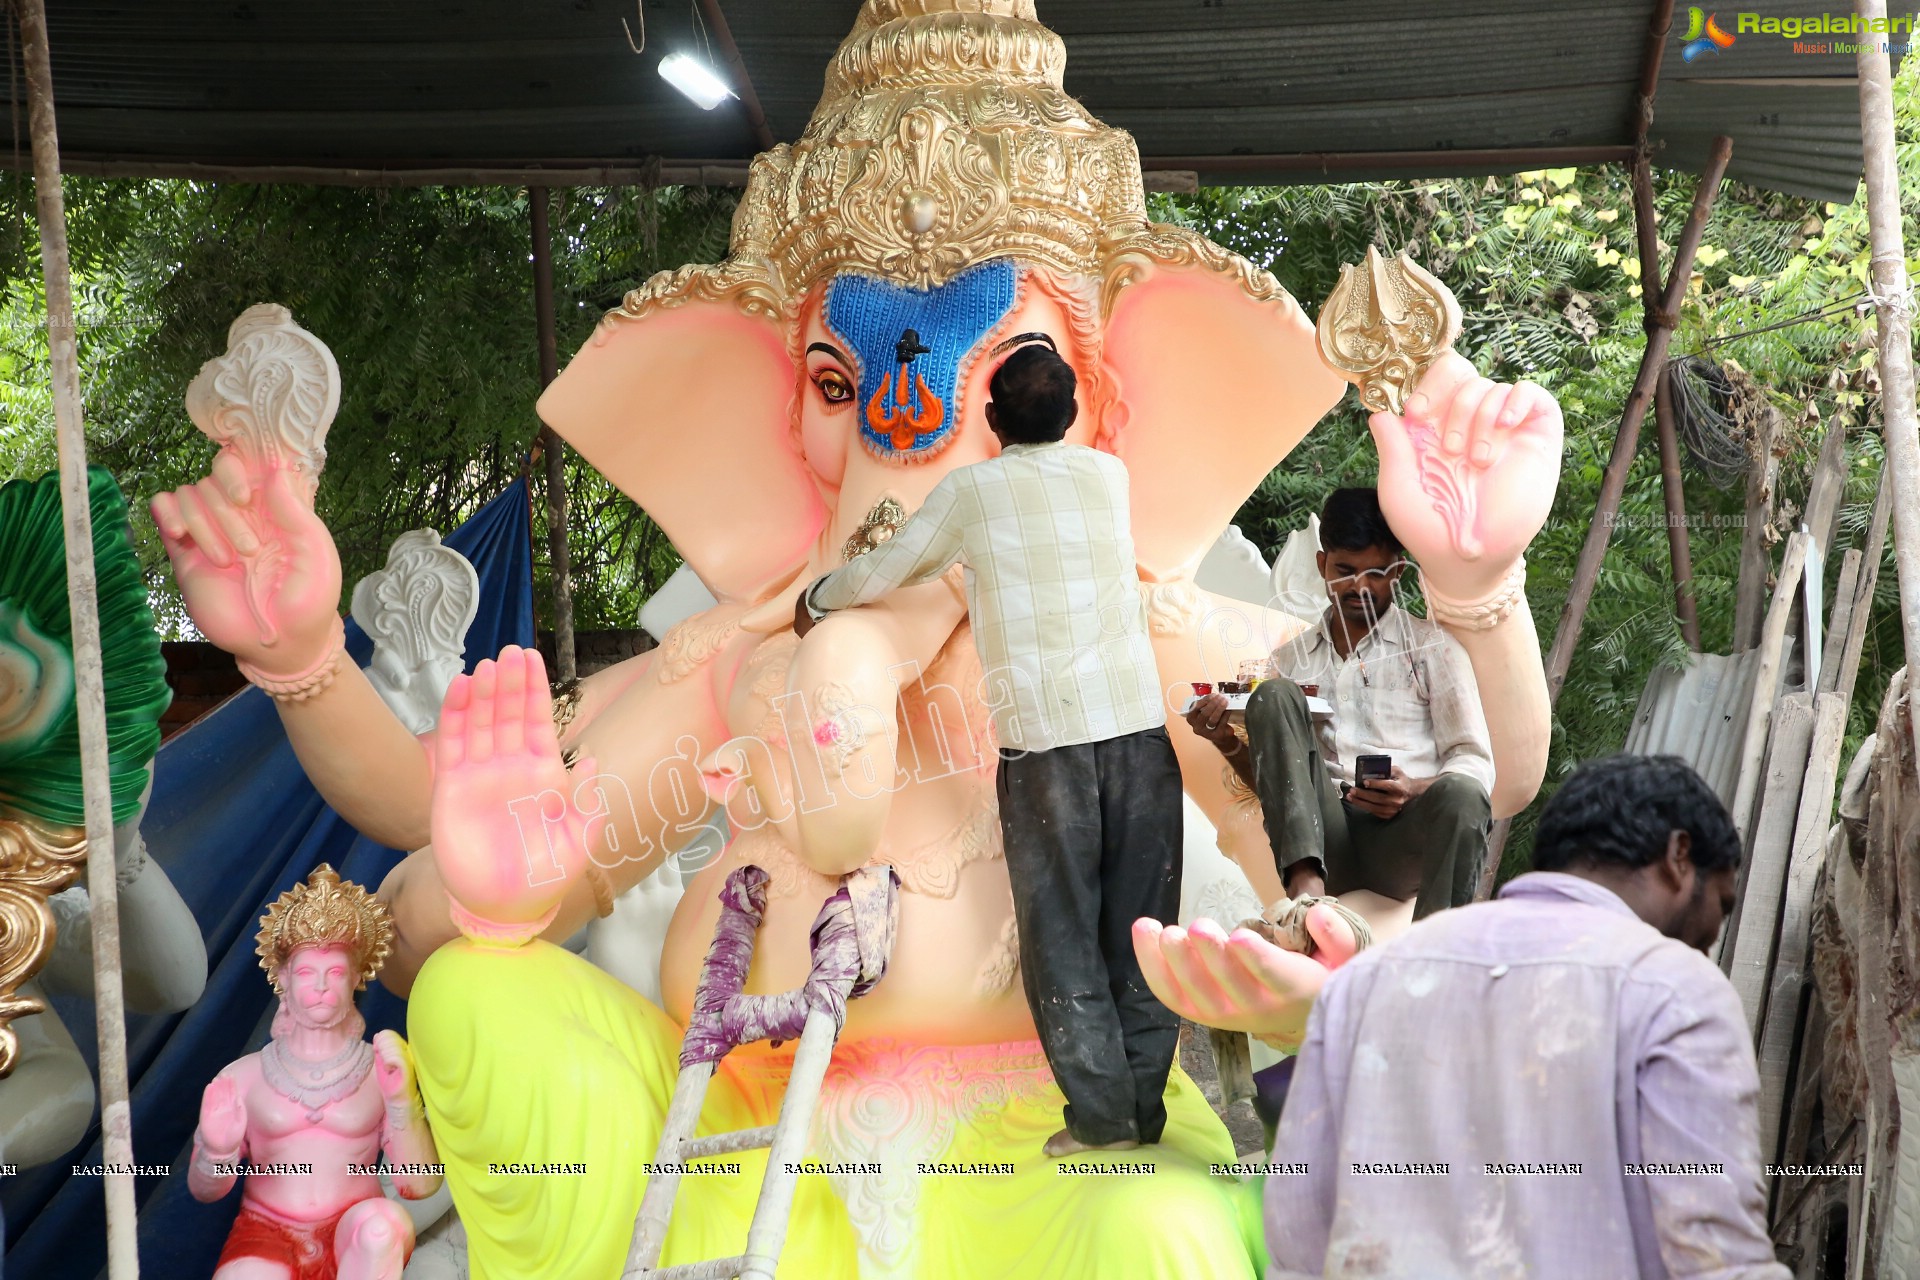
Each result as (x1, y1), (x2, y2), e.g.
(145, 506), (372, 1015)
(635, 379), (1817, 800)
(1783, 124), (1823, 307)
(613, 0), (1282, 324)
(255, 864), (395, 993)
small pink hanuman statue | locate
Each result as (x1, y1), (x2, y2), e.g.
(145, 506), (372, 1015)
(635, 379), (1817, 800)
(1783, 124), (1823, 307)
(189, 864), (441, 1279)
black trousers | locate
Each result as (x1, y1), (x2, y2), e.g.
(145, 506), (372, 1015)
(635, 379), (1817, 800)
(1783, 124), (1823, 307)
(1244, 680), (1491, 919)
(997, 725), (1183, 1146)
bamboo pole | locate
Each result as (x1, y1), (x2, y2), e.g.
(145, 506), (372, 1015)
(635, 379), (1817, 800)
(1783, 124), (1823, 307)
(1474, 0), (1685, 896)
(1732, 405), (1781, 652)
(1655, 346), (1703, 648)
(1542, 134), (1732, 705)
(1630, 46), (1704, 653)
(529, 187), (576, 683)
(1854, 0), (1920, 766)
(12, 0), (138, 1273)
(1481, 135), (1732, 889)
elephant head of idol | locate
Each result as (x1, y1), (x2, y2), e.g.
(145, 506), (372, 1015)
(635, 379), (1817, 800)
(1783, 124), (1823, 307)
(536, 0), (1346, 607)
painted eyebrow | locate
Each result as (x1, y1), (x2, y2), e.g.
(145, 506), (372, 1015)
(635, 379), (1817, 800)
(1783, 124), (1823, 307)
(805, 341), (853, 364)
(989, 332), (1058, 357)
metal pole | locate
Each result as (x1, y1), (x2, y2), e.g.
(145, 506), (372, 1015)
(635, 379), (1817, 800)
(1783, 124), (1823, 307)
(530, 186), (576, 683)
(696, 0), (777, 152)
(12, 0), (138, 1272)
(739, 1008), (840, 1280)
(1854, 0), (1920, 765)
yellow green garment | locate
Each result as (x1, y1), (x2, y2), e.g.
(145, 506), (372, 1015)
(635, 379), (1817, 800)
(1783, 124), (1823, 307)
(409, 938), (1267, 1279)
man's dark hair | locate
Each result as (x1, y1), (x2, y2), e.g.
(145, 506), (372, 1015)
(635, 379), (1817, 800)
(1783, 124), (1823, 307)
(1319, 487), (1402, 556)
(989, 345), (1078, 443)
(1532, 754), (1742, 874)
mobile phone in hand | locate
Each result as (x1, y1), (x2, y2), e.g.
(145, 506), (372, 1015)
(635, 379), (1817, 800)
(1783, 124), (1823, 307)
(1355, 754), (1392, 785)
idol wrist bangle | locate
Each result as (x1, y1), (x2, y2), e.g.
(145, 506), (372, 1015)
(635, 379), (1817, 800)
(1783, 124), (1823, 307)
(238, 616), (348, 703)
(194, 1136), (241, 1171)
(447, 898), (561, 948)
(585, 863), (616, 919)
(385, 1096), (425, 1133)
(1426, 557), (1527, 632)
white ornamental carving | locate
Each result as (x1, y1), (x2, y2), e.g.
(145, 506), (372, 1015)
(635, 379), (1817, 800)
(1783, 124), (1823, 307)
(183, 304), (341, 644)
(186, 303), (339, 501)
(351, 530), (480, 734)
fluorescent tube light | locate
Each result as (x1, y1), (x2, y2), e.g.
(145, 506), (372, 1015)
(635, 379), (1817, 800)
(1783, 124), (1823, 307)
(659, 53), (735, 110)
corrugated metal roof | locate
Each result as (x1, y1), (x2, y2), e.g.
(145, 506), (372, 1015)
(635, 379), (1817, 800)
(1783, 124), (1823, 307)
(1622, 648), (1785, 807)
(7, 1), (1888, 202)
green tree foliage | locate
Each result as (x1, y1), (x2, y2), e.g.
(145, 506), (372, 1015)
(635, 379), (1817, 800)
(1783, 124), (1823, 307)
(1152, 63), (1917, 870)
(0, 179), (736, 631)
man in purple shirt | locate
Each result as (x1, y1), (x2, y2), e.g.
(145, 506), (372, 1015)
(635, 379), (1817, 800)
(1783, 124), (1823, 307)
(1267, 754), (1790, 1279)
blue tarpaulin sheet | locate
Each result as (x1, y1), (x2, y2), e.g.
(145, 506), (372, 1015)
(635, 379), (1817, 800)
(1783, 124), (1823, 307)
(3, 478), (533, 1279)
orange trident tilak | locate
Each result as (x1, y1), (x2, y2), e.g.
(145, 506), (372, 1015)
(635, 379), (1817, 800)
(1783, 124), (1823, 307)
(866, 328), (944, 451)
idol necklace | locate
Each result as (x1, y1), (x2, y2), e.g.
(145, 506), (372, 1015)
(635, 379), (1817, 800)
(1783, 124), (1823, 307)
(261, 1036), (373, 1124)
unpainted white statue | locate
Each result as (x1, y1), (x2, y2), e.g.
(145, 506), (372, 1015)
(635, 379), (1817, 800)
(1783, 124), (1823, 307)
(351, 530), (480, 736)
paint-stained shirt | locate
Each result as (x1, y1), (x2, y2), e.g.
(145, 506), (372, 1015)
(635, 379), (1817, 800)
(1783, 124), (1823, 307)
(1269, 604), (1494, 792)
(1267, 872), (1790, 1280)
(805, 441), (1164, 753)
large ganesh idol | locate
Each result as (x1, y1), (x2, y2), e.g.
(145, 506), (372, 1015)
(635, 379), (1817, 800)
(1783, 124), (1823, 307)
(154, 2), (1561, 1276)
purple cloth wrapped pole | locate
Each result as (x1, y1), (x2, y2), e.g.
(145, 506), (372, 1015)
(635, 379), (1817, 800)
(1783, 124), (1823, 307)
(680, 864), (900, 1068)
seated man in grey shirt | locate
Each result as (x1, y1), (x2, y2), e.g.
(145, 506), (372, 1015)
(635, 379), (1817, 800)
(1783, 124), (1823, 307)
(1188, 487), (1493, 919)
(1267, 754), (1786, 1280)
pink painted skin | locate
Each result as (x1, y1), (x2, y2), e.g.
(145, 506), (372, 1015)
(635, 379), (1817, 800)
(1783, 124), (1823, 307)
(151, 450), (343, 679)
(428, 645), (600, 938)
(1369, 351), (1565, 604)
(1134, 352), (1563, 1048)
(189, 942), (440, 1280)
(1131, 908), (1364, 1056)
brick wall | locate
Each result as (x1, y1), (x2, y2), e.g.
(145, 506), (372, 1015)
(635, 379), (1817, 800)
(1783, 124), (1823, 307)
(159, 641), (246, 739)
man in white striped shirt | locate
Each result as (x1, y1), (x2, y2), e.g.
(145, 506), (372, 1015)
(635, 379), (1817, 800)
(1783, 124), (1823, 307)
(798, 343), (1181, 1158)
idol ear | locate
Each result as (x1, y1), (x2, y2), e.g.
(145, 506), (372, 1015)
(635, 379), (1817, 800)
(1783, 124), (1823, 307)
(1098, 235), (1347, 582)
(536, 269), (824, 606)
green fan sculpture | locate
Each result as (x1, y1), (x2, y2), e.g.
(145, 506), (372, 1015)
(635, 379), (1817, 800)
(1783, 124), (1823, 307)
(0, 467), (172, 830)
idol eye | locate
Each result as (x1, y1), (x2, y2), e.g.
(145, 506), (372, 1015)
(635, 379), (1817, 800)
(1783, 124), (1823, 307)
(812, 368), (854, 404)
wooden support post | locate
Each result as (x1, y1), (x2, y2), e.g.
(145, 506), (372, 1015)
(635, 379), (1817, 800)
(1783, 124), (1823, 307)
(1209, 1027), (1256, 1111)
(1785, 423), (1850, 687)
(1834, 466), (1892, 710)
(1541, 135), (1732, 707)
(1654, 361), (1703, 648)
(1854, 0), (1920, 764)
(1723, 691), (1815, 1026)
(1733, 407), (1781, 652)
(1754, 690), (1848, 1162)
(1801, 423), (1851, 577)
(12, 0), (139, 1272)
(530, 187), (576, 684)
(1728, 531), (1810, 844)
(1816, 550), (1865, 696)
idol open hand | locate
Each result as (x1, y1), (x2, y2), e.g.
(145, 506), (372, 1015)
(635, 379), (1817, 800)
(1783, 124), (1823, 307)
(1369, 351), (1563, 603)
(197, 1074), (248, 1156)
(151, 450), (344, 676)
(1132, 907), (1363, 1053)
(429, 646), (599, 940)
(371, 1030), (416, 1105)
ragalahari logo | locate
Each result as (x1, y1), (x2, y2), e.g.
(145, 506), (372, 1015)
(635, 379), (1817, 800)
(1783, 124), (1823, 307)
(1681, 7), (1738, 60)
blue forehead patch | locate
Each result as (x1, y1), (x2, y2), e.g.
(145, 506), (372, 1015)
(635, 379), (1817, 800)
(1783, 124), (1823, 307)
(825, 259), (1019, 462)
